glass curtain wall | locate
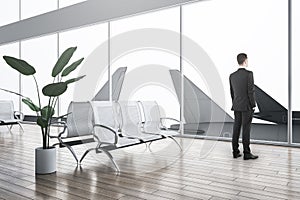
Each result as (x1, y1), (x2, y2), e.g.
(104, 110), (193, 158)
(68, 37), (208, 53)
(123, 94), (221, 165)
(182, 0), (288, 142)
(1, 0), (298, 146)
(21, 0), (57, 20)
(59, 24), (108, 115)
(0, 43), (20, 111)
(0, 0), (20, 111)
(110, 8), (181, 127)
(292, 0), (300, 143)
(21, 34), (58, 117)
(59, 0), (87, 8)
(19, 0), (58, 118)
(0, 0), (19, 27)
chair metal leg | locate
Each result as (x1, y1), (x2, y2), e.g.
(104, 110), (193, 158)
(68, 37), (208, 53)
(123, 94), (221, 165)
(169, 136), (183, 151)
(17, 122), (24, 133)
(100, 148), (120, 173)
(58, 138), (79, 164)
(80, 148), (97, 164)
(147, 141), (153, 152)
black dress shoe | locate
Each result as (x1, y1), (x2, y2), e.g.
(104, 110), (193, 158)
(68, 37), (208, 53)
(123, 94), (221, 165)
(244, 153), (258, 160)
(233, 153), (242, 158)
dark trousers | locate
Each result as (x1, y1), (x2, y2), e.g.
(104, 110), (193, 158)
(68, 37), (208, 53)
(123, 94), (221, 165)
(232, 110), (253, 154)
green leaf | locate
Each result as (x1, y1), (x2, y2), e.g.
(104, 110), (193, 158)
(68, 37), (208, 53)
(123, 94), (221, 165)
(52, 47), (77, 77)
(42, 82), (68, 97)
(65, 75), (86, 85)
(61, 58), (84, 77)
(37, 116), (48, 128)
(22, 98), (40, 112)
(0, 87), (25, 97)
(41, 106), (55, 119)
(3, 56), (36, 75)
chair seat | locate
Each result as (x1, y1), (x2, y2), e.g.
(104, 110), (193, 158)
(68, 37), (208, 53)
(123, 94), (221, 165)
(122, 132), (163, 142)
(143, 129), (179, 137)
(116, 137), (141, 147)
(100, 137), (141, 150)
(0, 119), (20, 124)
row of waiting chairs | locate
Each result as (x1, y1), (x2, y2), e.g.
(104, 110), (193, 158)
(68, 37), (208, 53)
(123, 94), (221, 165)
(51, 101), (182, 173)
(0, 100), (24, 133)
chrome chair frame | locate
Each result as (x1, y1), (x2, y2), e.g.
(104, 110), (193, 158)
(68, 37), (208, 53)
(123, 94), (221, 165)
(0, 100), (24, 133)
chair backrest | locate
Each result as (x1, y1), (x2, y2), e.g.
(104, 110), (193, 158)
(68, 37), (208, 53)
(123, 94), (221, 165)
(140, 101), (161, 133)
(0, 100), (15, 120)
(117, 101), (143, 137)
(91, 101), (119, 143)
(66, 101), (94, 138)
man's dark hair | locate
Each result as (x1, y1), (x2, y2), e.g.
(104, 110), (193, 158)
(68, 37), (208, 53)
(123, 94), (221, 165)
(237, 53), (247, 65)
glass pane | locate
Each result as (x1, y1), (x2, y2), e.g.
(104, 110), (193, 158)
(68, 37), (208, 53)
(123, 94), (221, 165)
(183, 0), (288, 142)
(0, 43), (20, 111)
(111, 7), (180, 126)
(21, 0), (57, 20)
(21, 34), (57, 117)
(59, 0), (87, 8)
(59, 23), (108, 115)
(292, 0), (300, 143)
(0, 0), (19, 27)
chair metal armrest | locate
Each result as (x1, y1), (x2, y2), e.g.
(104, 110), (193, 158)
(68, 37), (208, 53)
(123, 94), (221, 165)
(14, 111), (24, 121)
(160, 117), (180, 123)
(49, 121), (67, 138)
(50, 121), (66, 127)
(160, 117), (181, 132)
(93, 124), (118, 145)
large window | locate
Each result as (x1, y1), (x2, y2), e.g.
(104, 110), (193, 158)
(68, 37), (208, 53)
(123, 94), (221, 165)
(0, 43), (20, 111)
(21, 34), (58, 116)
(292, 0), (300, 143)
(0, 0), (19, 27)
(110, 7), (181, 124)
(59, 0), (87, 8)
(21, 0), (57, 19)
(1, 0), (298, 146)
(59, 23), (108, 115)
(182, 0), (288, 142)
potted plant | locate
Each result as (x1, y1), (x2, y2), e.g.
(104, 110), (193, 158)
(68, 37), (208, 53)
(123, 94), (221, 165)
(1, 47), (85, 174)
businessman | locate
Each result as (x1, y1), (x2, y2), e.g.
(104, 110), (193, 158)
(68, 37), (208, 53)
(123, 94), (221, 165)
(229, 53), (258, 160)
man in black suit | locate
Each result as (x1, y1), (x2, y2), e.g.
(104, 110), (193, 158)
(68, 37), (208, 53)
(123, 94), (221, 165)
(229, 53), (258, 160)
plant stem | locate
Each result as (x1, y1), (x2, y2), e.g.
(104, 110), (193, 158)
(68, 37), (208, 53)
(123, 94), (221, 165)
(0, 88), (26, 97)
(46, 97), (52, 149)
(45, 128), (48, 149)
(33, 75), (42, 109)
(41, 127), (46, 149)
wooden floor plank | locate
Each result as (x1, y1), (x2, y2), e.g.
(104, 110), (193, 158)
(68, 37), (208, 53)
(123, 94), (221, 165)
(1, 124), (300, 200)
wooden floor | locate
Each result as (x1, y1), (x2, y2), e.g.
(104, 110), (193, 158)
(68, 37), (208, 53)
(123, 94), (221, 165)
(0, 124), (300, 200)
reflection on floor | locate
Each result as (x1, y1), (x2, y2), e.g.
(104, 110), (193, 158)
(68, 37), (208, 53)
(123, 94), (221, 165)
(1, 124), (300, 199)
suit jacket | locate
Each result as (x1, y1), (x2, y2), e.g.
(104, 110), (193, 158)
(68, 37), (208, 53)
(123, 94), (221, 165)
(229, 68), (256, 111)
